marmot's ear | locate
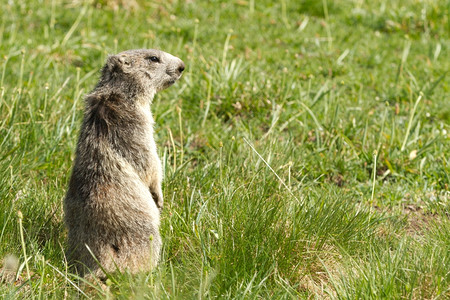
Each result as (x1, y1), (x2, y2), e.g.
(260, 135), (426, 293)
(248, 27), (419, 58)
(106, 55), (133, 73)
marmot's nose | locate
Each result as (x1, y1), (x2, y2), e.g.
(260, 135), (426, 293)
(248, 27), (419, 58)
(177, 61), (185, 74)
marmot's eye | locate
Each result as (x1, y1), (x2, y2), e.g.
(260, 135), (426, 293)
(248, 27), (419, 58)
(148, 56), (160, 63)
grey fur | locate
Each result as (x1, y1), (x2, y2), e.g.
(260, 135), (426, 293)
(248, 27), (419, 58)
(64, 49), (184, 278)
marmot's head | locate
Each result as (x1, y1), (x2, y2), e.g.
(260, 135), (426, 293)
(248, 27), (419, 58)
(102, 49), (185, 94)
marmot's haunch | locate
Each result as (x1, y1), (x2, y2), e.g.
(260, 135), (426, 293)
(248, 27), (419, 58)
(64, 49), (184, 278)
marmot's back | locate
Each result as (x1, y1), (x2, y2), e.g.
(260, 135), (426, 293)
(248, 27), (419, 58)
(64, 49), (184, 278)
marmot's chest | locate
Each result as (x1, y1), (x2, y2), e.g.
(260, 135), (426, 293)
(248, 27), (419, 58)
(132, 106), (158, 180)
(137, 105), (156, 148)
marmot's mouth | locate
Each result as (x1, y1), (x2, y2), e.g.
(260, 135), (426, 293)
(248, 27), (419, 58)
(165, 78), (178, 87)
(157, 79), (177, 91)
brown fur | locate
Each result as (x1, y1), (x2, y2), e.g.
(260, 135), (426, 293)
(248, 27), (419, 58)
(64, 49), (184, 278)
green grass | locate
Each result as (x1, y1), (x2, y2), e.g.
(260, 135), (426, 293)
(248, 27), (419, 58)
(0, 0), (449, 298)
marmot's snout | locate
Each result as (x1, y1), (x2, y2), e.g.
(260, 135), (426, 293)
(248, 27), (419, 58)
(169, 58), (185, 78)
(177, 60), (185, 75)
(165, 58), (185, 88)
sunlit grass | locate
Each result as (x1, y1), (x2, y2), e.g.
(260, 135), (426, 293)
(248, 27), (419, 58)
(0, 0), (448, 298)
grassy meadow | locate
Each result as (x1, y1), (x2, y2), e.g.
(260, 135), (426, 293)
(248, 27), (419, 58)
(0, 0), (449, 298)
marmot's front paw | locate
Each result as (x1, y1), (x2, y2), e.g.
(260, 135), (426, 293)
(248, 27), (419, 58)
(150, 188), (164, 210)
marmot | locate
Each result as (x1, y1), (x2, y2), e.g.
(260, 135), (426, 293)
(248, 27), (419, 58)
(64, 49), (185, 278)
